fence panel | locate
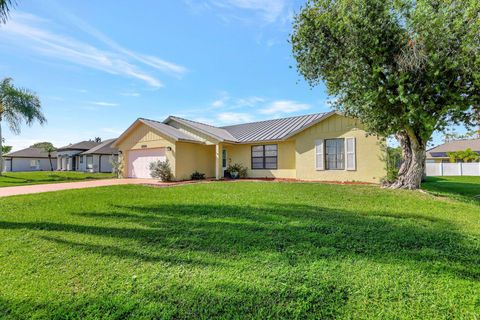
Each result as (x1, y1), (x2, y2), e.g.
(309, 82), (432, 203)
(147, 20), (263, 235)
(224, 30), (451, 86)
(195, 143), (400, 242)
(462, 163), (480, 176)
(425, 162), (480, 176)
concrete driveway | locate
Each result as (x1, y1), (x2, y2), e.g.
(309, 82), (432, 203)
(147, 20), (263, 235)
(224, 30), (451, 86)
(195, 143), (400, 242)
(0, 178), (163, 197)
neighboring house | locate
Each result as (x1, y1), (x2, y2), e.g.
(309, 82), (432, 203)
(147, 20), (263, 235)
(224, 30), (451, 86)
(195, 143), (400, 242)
(2, 147), (57, 172)
(426, 138), (480, 163)
(56, 139), (118, 173)
(113, 112), (386, 183)
(80, 139), (119, 173)
(425, 138), (480, 177)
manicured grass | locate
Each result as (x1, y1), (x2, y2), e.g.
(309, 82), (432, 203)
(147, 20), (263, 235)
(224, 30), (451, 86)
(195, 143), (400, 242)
(0, 182), (479, 319)
(422, 176), (480, 204)
(0, 171), (114, 187)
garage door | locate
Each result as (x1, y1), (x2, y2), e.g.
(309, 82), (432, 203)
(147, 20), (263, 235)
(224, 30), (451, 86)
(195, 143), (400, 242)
(128, 148), (166, 178)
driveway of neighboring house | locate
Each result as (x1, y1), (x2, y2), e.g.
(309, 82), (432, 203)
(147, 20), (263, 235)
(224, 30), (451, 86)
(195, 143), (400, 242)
(0, 179), (165, 197)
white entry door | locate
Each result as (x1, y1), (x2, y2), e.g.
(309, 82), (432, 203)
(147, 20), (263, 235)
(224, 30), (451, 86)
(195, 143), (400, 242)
(128, 148), (166, 179)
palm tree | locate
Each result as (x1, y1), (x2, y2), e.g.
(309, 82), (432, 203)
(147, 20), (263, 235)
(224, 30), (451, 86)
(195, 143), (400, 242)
(0, 0), (15, 24)
(0, 78), (46, 174)
(44, 145), (55, 171)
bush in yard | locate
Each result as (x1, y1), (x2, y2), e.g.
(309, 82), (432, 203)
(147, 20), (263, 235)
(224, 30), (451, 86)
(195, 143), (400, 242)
(381, 146), (403, 185)
(150, 160), (173, 182)
(110, 154), (124, 178)
(225, 163), (248, 179)
(447, 148), (480, 163)
(190, 171), (205, 180)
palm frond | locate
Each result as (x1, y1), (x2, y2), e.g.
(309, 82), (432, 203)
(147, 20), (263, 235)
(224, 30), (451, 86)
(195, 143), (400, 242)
(0, 0), (15, 24)
(0, 77), (45, 135)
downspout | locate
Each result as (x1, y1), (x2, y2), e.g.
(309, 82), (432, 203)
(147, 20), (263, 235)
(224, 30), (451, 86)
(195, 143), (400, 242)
(99, 154), (102, 173)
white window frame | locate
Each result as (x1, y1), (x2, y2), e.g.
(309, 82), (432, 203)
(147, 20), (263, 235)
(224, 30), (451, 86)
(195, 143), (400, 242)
(345, 137), (356, 171)
(30, 159), (40, 169)
(315, 139), (325, 170)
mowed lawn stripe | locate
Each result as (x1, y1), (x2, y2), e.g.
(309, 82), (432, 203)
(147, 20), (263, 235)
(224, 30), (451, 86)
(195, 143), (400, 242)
(0, 182), (478, 319)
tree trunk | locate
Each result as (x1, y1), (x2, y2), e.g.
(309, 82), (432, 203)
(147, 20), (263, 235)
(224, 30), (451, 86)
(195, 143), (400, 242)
(390, 130), (426, 189)
(48, 154), (53, 171)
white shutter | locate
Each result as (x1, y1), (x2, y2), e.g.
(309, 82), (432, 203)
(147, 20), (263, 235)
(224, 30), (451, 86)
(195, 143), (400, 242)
(345, 137), (356, 171)
(315, 139), (325, 170)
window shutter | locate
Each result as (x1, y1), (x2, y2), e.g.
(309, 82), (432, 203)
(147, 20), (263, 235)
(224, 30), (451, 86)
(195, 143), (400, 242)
(315, 139), (325, 170)
(346, 137), (356, 171)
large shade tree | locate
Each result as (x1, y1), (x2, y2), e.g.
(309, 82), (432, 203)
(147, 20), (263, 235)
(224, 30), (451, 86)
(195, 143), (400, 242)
(291, 0), (479, 189)
(0, 78), (46, 173)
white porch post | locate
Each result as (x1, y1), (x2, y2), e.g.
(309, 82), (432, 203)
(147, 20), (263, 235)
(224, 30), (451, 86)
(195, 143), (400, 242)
(215, 144), (221, 180)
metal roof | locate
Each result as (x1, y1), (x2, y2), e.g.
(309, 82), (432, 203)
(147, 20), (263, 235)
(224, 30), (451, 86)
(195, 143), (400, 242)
(221, 112), (331, 142)
(57, 140), (101, 151)
(165, 116), (237, 142)
(3, 147), (57, 158)
(427, 138), (480, 158)
(82, 138), (119, 155)
(139, 118), (203, 143)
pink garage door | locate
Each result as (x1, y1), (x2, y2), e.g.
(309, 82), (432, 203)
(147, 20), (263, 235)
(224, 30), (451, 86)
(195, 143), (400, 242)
(128, 148), (166, 178)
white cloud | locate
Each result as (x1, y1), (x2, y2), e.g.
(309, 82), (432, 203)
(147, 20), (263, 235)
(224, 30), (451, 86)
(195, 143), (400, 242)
(185, 0), (290, 24)
(120, 92), (141, 97)
(0, 12), (187, 88)
(217, 112), (254, 124)
(259, 100), (311, 115)
(90, 101), (118, 107)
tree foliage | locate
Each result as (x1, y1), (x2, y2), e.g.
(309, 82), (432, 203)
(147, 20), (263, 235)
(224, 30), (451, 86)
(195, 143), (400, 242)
(30, 142), (54, 149)
(291, 0), (480, 188)
(447, 148), (480, 163)
(0, 77), (45, 173)
(0, 0), (15, 24)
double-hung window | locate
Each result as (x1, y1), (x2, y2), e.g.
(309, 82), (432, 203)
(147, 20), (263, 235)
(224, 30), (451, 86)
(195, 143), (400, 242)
(86, 155), (93, 169)
(325, 139), (345, 170)
(316, 137), (356, 171)
(251, 145), (277, 169)
(30, 159), (40, 169)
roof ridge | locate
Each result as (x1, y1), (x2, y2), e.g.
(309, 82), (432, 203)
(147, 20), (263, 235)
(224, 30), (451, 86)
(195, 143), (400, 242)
(220, 112), (327, 128)
(168, 115), (222, 129)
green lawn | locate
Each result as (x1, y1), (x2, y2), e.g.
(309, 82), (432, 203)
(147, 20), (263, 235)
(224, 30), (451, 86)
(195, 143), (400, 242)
(422, 176), (480, 203)
(0, 171), (114, 187)
(0, 182), (479, 319)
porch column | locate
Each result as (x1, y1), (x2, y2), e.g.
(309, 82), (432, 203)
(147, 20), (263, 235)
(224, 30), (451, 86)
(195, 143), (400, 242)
(215, 144), (221, 180)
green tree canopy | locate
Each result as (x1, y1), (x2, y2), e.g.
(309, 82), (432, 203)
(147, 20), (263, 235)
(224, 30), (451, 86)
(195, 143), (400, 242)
(30, 142), (55, 149)
(291, 0), (480, 189)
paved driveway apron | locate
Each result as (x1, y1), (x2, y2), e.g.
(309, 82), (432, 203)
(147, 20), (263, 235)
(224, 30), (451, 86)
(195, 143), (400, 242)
(0, 179), (162, 197)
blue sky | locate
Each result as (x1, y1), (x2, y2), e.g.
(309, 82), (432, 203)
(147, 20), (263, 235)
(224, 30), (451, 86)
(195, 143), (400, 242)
(0, 0), (466, 151)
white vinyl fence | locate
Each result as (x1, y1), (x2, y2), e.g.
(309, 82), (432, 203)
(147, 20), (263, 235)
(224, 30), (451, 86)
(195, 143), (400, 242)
(426, 162), (480, 176)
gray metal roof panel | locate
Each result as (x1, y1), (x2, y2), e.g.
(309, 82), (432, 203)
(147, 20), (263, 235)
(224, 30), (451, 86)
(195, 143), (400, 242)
(166, 116), (237, 142)
(221, 112), (329, 142)
(140, 118), (203, 143)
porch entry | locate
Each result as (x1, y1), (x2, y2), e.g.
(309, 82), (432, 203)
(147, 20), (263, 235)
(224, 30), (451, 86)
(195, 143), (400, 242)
(222, 149), (228, 176)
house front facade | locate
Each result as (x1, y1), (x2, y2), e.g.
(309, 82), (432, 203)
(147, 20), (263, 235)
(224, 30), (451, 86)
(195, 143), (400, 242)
(56, 139), (118, 173)
(2, 147), (57, 172)
(114, 112), (386, 183)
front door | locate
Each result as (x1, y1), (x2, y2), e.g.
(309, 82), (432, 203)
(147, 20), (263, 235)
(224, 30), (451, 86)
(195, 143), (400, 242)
(222, 149), (228, 175)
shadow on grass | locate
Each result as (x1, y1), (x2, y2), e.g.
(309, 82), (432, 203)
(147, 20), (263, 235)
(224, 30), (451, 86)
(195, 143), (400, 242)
(0, 203), (478, 282)
(422, 176), (480, 204)
(0, 278), (349, 319)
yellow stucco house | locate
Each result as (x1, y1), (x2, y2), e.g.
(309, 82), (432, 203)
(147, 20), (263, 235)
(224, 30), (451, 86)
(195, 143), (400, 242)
(113, 111), (386, 183)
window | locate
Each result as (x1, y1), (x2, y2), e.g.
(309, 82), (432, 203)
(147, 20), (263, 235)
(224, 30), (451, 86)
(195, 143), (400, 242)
(30, 159), (40, 169)
(80, 156), (84, 164)
(86, 156), (93, 169)
(325, 139), (345, 170)
(251, 145), (277, 169)
(222, 149), (227, 168)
